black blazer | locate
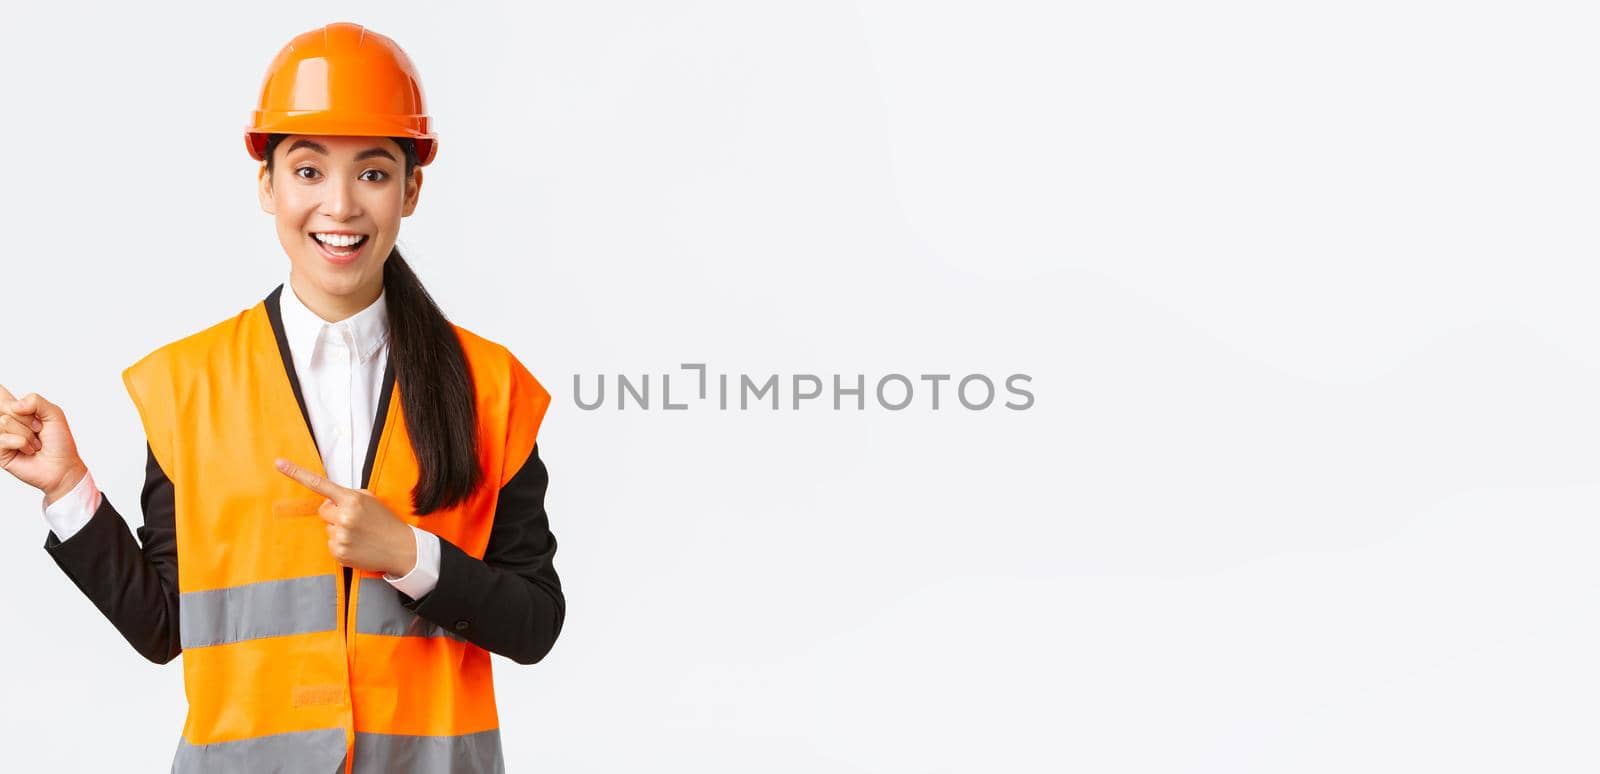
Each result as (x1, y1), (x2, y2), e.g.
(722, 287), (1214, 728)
(40, 293), (565, 667)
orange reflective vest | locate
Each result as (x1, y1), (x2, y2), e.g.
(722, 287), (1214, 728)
(121, 285), (549, 773)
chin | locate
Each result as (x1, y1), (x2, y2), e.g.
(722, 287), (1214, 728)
(316, 269), (372, 293)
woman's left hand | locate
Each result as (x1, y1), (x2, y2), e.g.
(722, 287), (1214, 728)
(273, 457), (417, 577)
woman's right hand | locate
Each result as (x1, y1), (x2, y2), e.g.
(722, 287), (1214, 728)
(0, 385), (87, 505)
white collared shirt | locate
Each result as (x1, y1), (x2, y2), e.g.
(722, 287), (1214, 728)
(42, 275), (441, 598)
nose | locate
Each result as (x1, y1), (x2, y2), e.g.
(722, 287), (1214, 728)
(321, 174), (362, 221)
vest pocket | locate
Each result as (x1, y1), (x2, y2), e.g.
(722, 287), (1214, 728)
(272, 496), (329, 520)
(291, 683), (345, 707)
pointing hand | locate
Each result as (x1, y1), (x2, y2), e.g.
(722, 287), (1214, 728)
(274, 457), (416, 577)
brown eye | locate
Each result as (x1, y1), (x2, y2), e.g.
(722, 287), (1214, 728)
(360, 169), (389, 182)
(295, 167), (321, 181)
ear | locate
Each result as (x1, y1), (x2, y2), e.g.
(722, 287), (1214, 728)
(401, 168), (424, 217)
(257, 164), (276, 215)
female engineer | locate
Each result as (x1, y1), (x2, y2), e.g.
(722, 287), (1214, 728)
(0, 21), (564, 774)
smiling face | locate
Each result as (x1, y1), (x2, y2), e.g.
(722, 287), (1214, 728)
(258, 134), (423, 318)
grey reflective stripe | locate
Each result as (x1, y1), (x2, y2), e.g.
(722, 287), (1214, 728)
(352, 729), (505, 774)
(171, 727), (346, 774)
(179, 574), (338, 649)
(355, 577), (465, 640)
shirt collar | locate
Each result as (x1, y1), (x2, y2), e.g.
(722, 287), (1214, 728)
(277, 274), (390, 364)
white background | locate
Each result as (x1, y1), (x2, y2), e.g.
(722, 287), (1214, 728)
(1, 1), (1596, 771)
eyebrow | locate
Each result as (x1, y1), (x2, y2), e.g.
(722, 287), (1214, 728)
(286, 139), (397, 163)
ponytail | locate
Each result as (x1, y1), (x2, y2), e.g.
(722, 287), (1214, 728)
(262, 133), (482, 514)
(381, 247), (483, 514)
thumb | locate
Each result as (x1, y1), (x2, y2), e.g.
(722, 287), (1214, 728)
(14, 393), (60, 422)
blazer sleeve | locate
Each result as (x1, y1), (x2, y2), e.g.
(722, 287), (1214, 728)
(400, 442), (566, 665)
(42, 442), (182, 665)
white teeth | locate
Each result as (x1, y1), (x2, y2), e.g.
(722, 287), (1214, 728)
(314, 233), (365, 247)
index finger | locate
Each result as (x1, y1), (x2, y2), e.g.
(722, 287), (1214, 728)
(274, 458), (351, 503)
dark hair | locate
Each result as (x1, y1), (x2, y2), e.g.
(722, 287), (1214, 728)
(263, 133), (482, 514)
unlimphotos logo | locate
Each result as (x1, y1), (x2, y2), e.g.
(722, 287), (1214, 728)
(573, 364), (1034, 411)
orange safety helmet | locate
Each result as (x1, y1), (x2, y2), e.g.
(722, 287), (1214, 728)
(245, 22), (438, 166)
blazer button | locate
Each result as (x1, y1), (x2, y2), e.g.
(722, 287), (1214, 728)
(453, 619), (470, 631)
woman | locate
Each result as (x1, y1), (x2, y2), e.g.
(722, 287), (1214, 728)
(0, 22), (563, 774)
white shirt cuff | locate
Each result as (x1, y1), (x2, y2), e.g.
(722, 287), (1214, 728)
(42, 468), (101, 542)
(383, 525), (441, 599)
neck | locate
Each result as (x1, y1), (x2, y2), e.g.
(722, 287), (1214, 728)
(287, 271), (382, 322)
